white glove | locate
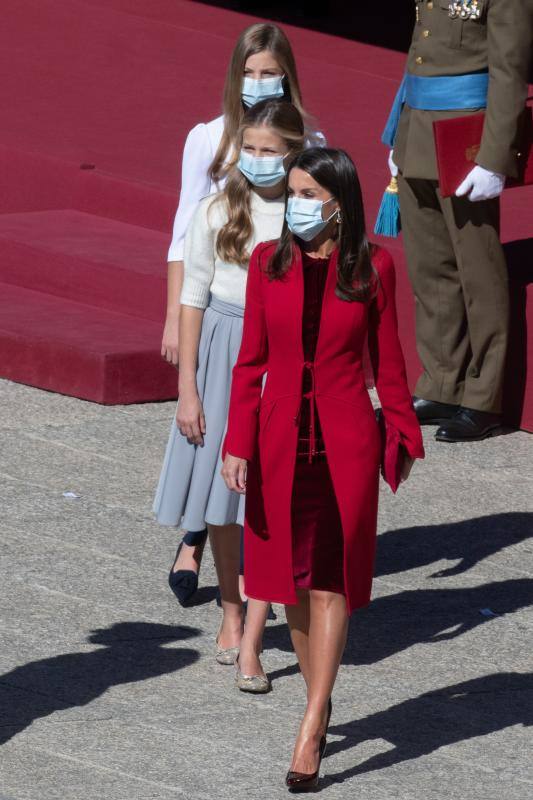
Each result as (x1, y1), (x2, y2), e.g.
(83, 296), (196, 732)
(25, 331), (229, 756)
(455, 165), (505, 202)
(388, 150), (399, 178)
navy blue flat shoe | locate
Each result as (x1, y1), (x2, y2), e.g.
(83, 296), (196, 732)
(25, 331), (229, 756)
(168, 542), (199, 607)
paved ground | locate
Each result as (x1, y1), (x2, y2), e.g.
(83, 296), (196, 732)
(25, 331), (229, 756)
(0, 377), (532, 800)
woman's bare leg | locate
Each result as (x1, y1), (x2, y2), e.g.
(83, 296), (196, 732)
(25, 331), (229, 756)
(284, 589), (311, 687)
(172, 530), (206, 573)
(208, 523), (243, 649)
(238, 598), (270, 676)
(290, 589), (348, 773)
(238, 574), (248, 602)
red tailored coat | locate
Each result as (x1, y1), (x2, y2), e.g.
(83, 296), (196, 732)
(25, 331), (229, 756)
(223, 242), (424, 614)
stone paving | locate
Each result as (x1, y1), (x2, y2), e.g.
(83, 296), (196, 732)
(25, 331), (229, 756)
(0, 377), (532, 800)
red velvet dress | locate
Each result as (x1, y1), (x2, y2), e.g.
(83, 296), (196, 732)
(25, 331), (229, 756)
(291, 251), (345, 595)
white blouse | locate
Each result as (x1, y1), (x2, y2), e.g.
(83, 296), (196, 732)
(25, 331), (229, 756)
(167, 116), (225, 262)
(167, 115), (325, 262)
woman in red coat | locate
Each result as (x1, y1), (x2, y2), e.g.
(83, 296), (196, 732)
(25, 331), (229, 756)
(222, 148), (424, 791)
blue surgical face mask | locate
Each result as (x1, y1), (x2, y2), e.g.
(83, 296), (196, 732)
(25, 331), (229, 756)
(285, 196), (337, 241)
(237, 150), (286, 187)
(241, 75), (285, 108)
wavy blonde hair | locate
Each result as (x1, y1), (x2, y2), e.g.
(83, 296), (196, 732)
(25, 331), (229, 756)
(213, 100), (305, 266)
(209, 22), (309, 185)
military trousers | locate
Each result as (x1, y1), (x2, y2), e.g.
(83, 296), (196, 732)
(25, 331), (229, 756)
(398, 175), (509, 414)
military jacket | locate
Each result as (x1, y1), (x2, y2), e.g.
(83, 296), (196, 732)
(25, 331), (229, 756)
(393, 0), (532, 180)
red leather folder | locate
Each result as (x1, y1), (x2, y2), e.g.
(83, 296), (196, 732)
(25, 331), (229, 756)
(433, 106), (533, 198)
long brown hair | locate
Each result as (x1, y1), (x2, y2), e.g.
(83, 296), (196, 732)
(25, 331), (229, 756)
(209, 23), (309, 185)
(214, 100), (305, 266)
(268, 148), (375, 302)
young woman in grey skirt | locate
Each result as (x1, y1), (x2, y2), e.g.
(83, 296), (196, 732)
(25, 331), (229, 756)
(154, 99), (305, 691)
(160, 22), (324, 599)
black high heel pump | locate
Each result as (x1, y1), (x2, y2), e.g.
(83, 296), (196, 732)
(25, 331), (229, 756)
(285, 699), (332, 793)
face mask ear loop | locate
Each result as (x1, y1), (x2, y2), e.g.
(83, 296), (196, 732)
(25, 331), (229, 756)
(323, 202), (338, 227)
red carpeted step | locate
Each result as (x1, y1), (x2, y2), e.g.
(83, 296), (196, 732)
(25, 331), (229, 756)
(0, 209), (168, 323)
(0, 143), (176, 234)
(0, 283), (177, 404)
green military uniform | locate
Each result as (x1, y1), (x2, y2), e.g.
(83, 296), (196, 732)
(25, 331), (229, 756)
(393, 0), (532, 413)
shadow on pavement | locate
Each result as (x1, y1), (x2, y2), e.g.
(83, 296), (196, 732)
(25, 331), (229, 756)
(264, 514), (533, 666)
(325, 671), (533, 782)
(0, 621), (200, 746)
(266, 661), (301, 684)
(264, 578), (532, 668)
(188, 584), (219, 606)
(375, 512), (533, 579)
(344, 578), (532, 665)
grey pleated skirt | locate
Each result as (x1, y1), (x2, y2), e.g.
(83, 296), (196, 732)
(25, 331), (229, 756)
(153, 296), (245, 530)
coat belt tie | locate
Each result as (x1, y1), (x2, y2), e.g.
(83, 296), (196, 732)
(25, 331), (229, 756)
(294, 361), (318, 464)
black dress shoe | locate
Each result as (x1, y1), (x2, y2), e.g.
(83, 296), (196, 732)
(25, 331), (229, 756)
(285, 737), (326, 792)
(285, 699), (332, 793)
(413, 396), (459, 425)
(168, 542), (199, 607)
(435, 407), (502, 443)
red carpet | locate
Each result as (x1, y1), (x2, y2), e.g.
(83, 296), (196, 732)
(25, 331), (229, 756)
(0, 0), (531, 425)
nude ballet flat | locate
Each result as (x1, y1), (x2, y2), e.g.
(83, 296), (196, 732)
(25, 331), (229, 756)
(215, 629), (240, 665)
(234, 657), (271, 694)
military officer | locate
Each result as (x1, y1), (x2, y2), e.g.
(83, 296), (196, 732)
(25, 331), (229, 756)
(385, 0), (532, 442)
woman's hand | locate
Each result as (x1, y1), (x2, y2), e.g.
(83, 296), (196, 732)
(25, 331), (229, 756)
(176, 391), (206, 445)
(400, 453), (415, 484)
(161, 313), (180, 366)
(221, 454), (248, 494)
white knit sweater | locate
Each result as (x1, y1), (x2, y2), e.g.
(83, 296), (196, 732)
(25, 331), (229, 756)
(167, 115), (325, 262)
(181, 190), (285, 309)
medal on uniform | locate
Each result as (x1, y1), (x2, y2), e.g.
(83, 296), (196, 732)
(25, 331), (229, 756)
(448, 0), (481, 19)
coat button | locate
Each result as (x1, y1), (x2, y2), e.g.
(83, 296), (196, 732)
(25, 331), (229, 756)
(427, 0), (434, 8)
(423, 29), (431, 37)
(415, 56), (423, 65)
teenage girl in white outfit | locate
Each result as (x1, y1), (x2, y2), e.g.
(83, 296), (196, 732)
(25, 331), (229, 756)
(154, 23), (323, 686)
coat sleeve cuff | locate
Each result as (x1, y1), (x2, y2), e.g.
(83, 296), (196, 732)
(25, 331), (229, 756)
(403, 442), (425, 460)
(221, 434), (255, 464)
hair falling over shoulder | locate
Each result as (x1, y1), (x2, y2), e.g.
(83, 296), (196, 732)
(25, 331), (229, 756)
(209, 22), (310, 186)
(214, 100), (305, 267)
(268, 148), (376, 303)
